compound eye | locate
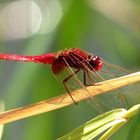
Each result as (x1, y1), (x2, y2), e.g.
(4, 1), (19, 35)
(89, 56), (103, 71)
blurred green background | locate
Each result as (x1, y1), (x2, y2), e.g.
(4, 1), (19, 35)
(0, 0), (140, 140)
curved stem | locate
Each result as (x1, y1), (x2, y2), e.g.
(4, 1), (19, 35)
(0, 71), (140, 124)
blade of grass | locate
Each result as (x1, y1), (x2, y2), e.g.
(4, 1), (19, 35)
(100, 104), (140, 140)
(57, 109), (126, 140)
(58, 104), (140, 140)
(99, 120), (126, 140)
(0, 71), (139, 124)
(126, 106), (140, 140)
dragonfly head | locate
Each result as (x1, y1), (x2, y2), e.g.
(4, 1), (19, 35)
(88, 55), (103, 71)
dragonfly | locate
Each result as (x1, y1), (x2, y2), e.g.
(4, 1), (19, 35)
(0, 48), (128, 111)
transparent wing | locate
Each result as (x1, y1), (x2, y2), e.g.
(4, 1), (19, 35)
(53, 55), (135, 112)
(99, 60), (140, 107)
(61, 57), (104, 112)
(62, 57), (128, 112)
(86, 57), (140, 111)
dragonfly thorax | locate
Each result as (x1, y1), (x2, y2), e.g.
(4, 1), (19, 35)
(54, 48), (103, 73)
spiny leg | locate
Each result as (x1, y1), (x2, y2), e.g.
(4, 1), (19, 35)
(83, 70), (86, 85)
(83, 69), (97, 86)
(63, 69), (80, 105)
(83, 69), (103, 112)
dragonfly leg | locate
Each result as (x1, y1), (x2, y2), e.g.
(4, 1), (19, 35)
(63, 69), (80, 105)
(83, 69), (102, 86)
(83, 69), (96, 86)
(83, 70), (87, 85)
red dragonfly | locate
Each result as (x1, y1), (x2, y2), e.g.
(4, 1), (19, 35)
(0, 48), (127, 111)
